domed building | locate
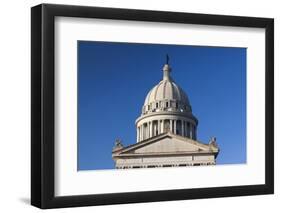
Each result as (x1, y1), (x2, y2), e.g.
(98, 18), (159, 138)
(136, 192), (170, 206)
(112, 56), (219, 169)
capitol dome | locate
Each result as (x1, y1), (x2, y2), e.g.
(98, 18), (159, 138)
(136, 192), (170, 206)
(142, 63), (191, 115)
(144, 79), (190, 107)
(135, 56), (198, 143)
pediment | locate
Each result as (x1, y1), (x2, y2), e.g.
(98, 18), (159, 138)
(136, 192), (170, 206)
(119, 133), (210, 155)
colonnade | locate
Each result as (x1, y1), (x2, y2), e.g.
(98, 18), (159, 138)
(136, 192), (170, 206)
(137, 119), (196, 142)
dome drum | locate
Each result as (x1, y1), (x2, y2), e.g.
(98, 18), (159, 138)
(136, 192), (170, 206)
(136, 118), (197, 142)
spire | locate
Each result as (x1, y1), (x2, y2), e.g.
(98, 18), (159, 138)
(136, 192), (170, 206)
(166, 54), (169, 65)
(163, 54), (171, 81)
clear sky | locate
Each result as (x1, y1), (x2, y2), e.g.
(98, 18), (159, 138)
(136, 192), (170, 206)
(78, 41), (246, 170)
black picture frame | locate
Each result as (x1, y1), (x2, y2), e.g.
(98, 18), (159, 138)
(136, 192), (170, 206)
(31, 3), (274, 209)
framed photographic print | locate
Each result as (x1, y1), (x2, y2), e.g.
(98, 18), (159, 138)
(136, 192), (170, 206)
(31, 3), (274, 209)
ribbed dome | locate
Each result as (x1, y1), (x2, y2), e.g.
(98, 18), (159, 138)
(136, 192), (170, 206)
(140, 62), (192, 115)
(144, 79), (190, 106)
(135, 57), (198, 143)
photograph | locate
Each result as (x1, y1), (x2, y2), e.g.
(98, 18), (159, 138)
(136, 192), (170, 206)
(30, 3), (273, 209)
(77, 41), (246, 170)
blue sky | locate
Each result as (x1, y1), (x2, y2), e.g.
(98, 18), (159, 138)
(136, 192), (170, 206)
(78, 41), (246, 170)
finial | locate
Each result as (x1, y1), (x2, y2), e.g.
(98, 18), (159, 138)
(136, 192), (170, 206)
(166, 54), (169, 65)
(209, 137), (218, 148)
(115, 139), (123, 147)
(163, 54), (171, 80)
(113, 138), (123, 151)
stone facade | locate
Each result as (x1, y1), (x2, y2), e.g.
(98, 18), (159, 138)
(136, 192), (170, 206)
(112, 57), (219, 169)
(112, 132), (219, 169)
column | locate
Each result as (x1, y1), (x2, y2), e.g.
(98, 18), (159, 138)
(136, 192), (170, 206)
(150, 121), (153, 137)
(147, 123), (149, 138)
(140, 125), (143, 141)
(161, 120), (164, 134)
(169, 119), (173, 133)
(143, 125), (145, 140)
(142, 124), (146, 140)
(137, 127), (139, 142)
(139, 125), (142, 141)
(146, 123), (149, 139)
(173, 120), (177, 134)
(147, 124), (149, 138)
(141, 125), (143, 140)
(181, 120), (184, 136)
(153, 122), (156, 136)
(157, 120), (160, 135)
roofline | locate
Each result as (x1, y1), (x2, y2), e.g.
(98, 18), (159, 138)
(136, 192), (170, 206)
(112, 132), (218, 155)
(112, 150), (219, 159)
(112, 132), (168, 154)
